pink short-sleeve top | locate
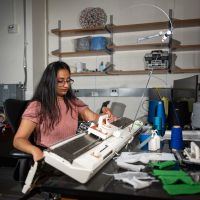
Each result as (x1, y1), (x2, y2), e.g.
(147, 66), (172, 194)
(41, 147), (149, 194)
(22, 99), (88, 147)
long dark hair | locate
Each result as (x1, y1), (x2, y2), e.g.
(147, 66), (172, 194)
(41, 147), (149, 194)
(29, 61), (83, 131)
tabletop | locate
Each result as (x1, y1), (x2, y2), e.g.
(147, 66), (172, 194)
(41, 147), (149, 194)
(40, 133), (200, 200)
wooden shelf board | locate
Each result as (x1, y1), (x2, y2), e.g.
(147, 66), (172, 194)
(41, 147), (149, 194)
(51, 18), (200, 37)
(52, 43), (169, 57)
(52, 50), (108, 57)
(52, 44), (200, 58)
(71, 69), (200, 76)
(108, 21), (169, 33)
(108, 43), (168, 51)
(52, 27), (106, 37)
(172, 18), (200, 29)
(171, 68), (200, 73)
(71, 72), (105, 76)
(172, 44), (200, 51)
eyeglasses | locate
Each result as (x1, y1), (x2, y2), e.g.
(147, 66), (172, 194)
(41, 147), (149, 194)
(57, 78), (74, 86)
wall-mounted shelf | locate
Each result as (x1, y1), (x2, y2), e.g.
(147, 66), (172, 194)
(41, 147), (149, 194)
(53, 44), (200, 58)
(107, 44), (200, 52)
(52, 17), (200, 76)
(108, 43), (168, 51)
(51, 27), (106, 37)
(52, 43), (169, 57)
(171, 44), (200, 51)
(51, 18), (200, 37)
(71, 68), (200, 76)
(52, 50), (111, 58)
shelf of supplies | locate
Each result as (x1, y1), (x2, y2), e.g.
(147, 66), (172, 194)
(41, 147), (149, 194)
(51, 18), (200, 37)
(52, 50), (111, 57)
(172, 44), (200, 51)
(52, 44), (200, 57)
(52, 43), (169, 57)
(108, 43), (168, 51)
(71, 68), (200, 76)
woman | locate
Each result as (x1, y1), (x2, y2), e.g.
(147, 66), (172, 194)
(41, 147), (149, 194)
(13, 61), (116, 162)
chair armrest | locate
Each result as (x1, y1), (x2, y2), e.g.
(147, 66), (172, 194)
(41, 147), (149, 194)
(10, 149), (33, 159)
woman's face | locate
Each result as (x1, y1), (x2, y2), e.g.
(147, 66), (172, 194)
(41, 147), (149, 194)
(56, 69), (71, 100)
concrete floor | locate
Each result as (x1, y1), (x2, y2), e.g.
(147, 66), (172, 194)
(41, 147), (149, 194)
(0, 167), (44, 200)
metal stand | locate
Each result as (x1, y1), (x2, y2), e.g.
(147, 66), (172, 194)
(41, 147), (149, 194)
(104, 15), (114, 73)
(168, 9), (172, 73)
(58, 20), (61, 62)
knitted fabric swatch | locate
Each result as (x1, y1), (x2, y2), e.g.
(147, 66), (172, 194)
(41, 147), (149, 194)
(152, 170), (188, 176)
(158, 175), (196, 185)
(149, 161), (175, 169)
(163, 183), (200, 195)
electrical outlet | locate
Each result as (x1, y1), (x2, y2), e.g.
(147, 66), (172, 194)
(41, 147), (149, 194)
(91, 92), (99, 96)
(110, 89), (118, 96)
(8, 24), (18, 34)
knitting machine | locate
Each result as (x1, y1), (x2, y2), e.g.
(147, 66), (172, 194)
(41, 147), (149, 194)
(144, 50), (168, 70)
(176, 141), (200, 165)
(22, 115), (143, 194)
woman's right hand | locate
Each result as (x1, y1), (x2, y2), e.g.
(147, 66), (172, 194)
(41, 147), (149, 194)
(32, 147), (44, 162)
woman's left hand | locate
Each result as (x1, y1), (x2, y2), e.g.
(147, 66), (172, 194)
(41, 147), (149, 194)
(102, 107), (117, 123)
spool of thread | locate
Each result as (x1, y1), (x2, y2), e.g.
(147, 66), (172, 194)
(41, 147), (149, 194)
(153, 117), (162, 136)
(91, 37), (107, 51)
(169, 108), (184, 129)
(168, 101), (190, 125)
(153, 117), (162, 128)
(156, 101), (166, 126)
(148, 100), (163, 123)
(174, 98), (195, 113)
(170, 126), (183, 151)
(191, 102), (200, 128)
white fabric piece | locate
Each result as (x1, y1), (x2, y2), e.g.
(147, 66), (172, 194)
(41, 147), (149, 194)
(102, 171), (155, 181)
(116, 152), (176, 161)
(122, 176), (152, 190)
(115, 155), (149, 164)
(116, 162), (145, 172)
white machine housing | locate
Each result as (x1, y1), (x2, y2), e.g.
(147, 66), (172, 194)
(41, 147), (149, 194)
(22, 117), (143, 194)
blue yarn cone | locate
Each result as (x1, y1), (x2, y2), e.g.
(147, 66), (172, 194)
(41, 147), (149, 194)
(170, 126), (183, 149)
(148, 100), (161, 123)
(156, 101), (166, 126)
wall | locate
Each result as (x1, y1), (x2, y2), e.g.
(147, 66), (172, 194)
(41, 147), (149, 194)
(47, 0), (200, 120)
(0, 0), (199, 120)
(47, 0), (199, 120)
(32, 0), (46, 91)
(0, 0), (24, 84)
(0, 0), (45, 100)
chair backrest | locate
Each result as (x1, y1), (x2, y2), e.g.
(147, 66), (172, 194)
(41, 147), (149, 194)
(4, 99), (30, 135)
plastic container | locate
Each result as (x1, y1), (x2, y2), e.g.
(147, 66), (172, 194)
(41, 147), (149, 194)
(75, 37), (91, 52)
(91, 37), (107, 51)
(140, 133), (152, 150)
(100, 62), (104, 72)
(75, 62), (83, 72)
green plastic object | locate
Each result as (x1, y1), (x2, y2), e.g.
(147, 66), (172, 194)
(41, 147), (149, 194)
(149, 161), (175, 169)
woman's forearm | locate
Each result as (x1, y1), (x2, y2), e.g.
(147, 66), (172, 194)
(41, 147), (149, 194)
(13, 137), (44, 162)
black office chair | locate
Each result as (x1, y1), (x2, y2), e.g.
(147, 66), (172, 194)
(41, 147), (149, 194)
(99, 101), (110, 114)
(4, 99), (33, 186)
(4, 99), (55, 200)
